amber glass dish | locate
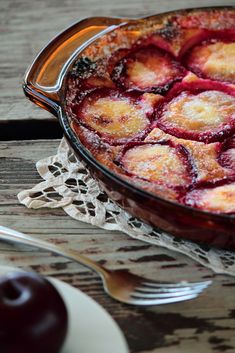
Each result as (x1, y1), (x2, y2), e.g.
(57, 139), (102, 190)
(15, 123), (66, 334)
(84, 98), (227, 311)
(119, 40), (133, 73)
(23, 7), (235, 249)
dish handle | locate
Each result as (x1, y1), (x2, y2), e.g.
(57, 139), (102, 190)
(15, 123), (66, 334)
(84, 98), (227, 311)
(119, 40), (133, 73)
(23, 17), (128, 116)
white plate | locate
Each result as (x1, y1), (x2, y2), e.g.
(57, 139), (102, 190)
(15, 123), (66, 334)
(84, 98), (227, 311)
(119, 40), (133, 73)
(0, 266), (129, 353)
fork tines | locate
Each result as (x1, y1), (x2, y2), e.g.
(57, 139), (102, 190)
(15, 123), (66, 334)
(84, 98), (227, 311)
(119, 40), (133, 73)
(130, 280), (211, 305)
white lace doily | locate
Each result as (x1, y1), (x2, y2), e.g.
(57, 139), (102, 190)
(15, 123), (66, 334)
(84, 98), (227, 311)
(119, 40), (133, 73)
(18, 138), (235, 276)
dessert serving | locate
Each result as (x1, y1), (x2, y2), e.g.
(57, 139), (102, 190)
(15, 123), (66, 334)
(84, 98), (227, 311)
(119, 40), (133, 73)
(66, 7), (235, 215)
(23, 7), (235, 247)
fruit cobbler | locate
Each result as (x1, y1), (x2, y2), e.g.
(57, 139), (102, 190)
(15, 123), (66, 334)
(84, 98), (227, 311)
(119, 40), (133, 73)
(65, 8), (235, 215)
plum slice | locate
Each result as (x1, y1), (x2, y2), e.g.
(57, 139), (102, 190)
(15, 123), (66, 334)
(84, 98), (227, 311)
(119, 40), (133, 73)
(121, 142), (193, 188)
(218, 137), (235, 171)
(219, 148), (235, 171)
(186, 40), (235, 83)
(145, 128), (233, 184)
(111, 45), (186, 93)
(185, 182), (235, 214)
(76, 89), (161, 144)
(157, 90), (235, 143)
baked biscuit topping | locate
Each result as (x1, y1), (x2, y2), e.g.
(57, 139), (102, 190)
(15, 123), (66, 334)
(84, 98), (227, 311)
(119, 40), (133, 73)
(186, 41), (235, 83)
(158, 90), (235, 142)
(66, 8), (235, 214)
(121, 142), (192, 187)
(112, 45), (185, 92)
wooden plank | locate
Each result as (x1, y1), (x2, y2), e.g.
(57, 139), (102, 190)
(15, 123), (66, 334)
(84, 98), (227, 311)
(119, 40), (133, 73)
(0, 139), (235, 352)
(1, 0), (234, 122)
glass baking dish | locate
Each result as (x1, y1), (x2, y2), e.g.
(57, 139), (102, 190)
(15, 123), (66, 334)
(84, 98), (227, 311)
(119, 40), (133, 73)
(23, 7), (235, 249)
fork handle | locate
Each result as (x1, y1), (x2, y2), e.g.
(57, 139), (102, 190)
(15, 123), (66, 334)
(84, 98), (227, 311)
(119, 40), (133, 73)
(0, 225), (108, 279)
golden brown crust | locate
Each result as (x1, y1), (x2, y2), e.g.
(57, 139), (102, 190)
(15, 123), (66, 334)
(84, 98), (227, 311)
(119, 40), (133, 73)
(81, 8), (235, 61)
(145, 128), (233, 184)
(66, 7), (235, 212)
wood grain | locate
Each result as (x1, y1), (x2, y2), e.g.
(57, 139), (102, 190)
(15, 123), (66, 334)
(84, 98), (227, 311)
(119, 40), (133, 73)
(0, 140), (235, 352)
(1, 1), (235, 351)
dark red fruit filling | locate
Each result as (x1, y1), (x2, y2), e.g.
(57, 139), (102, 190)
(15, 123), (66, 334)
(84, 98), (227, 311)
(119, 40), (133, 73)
(67, 10), (235, 215)
(111, 45), (186, 93)
(145, 128), (233, 185)
(185, 39), (235, 83)
(218, 136), (235, 171)
(184, 182), (235, 214)
(156, 87), (235, 143)
(120, 141), (193, 190)
(74, 88), (162, 144)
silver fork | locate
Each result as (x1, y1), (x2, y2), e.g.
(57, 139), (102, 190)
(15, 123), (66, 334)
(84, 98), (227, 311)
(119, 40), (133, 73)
(0, 226), (211, 306)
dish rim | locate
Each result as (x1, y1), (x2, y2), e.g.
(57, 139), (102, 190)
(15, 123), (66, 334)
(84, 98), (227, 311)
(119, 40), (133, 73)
(24, 5), (235, 222)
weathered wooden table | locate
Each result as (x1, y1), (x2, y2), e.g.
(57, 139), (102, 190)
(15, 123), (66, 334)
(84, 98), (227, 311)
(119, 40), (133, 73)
(1, 1), (235, 352)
